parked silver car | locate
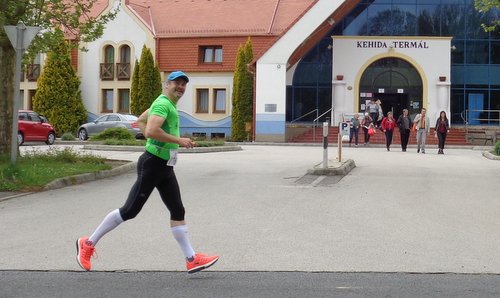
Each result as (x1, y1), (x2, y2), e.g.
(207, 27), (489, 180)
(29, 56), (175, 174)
(77, 113), (144, 141)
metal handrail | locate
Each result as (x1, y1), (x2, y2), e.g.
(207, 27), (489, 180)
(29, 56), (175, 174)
(290, 109), (318, 123)
(313, 108), (332, 123)
(464, 109), (500, 126)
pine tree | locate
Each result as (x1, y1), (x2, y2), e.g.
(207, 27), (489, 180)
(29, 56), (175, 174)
(131, 46), (162, 115)
(32, 30), (87, 136)
(231, 38), (254, 141)
(130, 60), (140, 115)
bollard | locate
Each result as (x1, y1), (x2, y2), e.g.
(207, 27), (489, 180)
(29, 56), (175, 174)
(323, 122), (328, 169)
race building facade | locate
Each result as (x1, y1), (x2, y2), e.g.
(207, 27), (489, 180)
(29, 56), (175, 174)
(255, 0), (499, 141)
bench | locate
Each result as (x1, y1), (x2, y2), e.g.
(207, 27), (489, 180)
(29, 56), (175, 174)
(467, 129), (494, 145)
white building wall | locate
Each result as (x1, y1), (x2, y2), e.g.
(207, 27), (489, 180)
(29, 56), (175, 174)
(175, 72), (233, 120)
(255, 0), (345, 142)
(79, 1), (154, 115)
(332, 36), (452, 125)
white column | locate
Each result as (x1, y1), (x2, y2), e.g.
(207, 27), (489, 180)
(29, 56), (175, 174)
(332, 80), (346, 126)
(436, 81), (451, 126)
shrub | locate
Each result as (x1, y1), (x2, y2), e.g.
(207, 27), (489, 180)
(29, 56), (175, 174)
(495, 141), (500, 156)
(61, 132), (75, 141)
(91, 127), (135, 141)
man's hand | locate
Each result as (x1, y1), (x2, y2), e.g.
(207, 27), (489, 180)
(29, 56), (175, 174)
(178, 137), (195, 149)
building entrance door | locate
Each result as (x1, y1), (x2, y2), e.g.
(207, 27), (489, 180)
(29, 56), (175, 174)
(374, 93), (408, 119)
(359, 57), (422, 120)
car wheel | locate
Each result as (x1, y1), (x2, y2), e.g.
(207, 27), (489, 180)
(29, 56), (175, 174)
(17, 132), (24, 146)
(46, 132), (56, 145)
(78, 128), (88, 141)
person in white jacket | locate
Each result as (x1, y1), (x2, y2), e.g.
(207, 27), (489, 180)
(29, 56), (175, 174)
(413, 108), (430, 154)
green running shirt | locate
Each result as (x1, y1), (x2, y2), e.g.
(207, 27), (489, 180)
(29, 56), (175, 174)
(144, 94), (179, 161)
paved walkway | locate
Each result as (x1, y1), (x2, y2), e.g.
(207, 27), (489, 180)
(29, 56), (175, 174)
(0, 144), (499, 274)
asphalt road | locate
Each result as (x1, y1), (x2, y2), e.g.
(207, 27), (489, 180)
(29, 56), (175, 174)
(1, 271), (499, 298)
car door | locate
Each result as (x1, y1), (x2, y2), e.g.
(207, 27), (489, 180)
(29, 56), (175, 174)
(105, 114), (121, 131)
(87, 115), (109, 135)
(28, 112), (46, 141)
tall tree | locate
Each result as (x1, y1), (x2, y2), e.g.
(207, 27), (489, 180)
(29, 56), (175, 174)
(130, 45), (162, 116)
(129, 60), (140, 115)
(32, 29), (86, 135)
(0, 0), (117, 155)
(231, 38), (254, 141)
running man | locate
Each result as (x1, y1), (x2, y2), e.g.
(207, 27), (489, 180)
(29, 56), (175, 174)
(76, 71), (219, 274)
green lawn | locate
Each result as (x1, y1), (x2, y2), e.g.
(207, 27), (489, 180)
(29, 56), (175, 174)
(0, 147), (110, 192)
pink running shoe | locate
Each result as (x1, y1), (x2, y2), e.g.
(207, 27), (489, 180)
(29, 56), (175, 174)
(76, 237), (96, 271)
(186, 253), (219, 274)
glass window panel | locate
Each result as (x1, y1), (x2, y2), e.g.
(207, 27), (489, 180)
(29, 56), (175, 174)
(441, 5), (465, 38)
(119, 89), (130, 112)
(366, 4), (393, 35)
(417, 4), (440, 36)
(490, 65), (500, 85)
(465, 41), (489, 64)
(451, 65), (465, 85)
(464, 65), (489, 85)
(214, 48), (223, 62)
(490, 90), (500, 111)
(291, 87), (317, 121)
(465, 4), (490, 39)
(391, 4), (417, 35)
(102, 89), (113, 111)
(104, 46), (114, 63)
(451, 40), (465, 64)
(491, 42), (500, 64)
(450, 89), (465, 123)
(120, 46), (130, 63)
(197, 89), (209, 113)
(343, 8), (368, 35)
(204, 48), (213, 63)
(416, 0), (438, 4)
(214, 89), (226, 112)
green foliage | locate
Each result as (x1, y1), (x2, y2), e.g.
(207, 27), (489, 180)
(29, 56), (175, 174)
(61, 132), (76, 141)
(0, 0), (117, 156)
(231, 37), (254, 141)
(0, 147), (109, 191)
(102, 139), (146, 146)
(130, 60), (140, 115)
(32, 30), (87, 136)
(495, 141), (500, 156)
(195, 140), (225, 147)
(91, 127), (135, 141)
(475, 0), (500, 32)
(130, 46), (162, 115)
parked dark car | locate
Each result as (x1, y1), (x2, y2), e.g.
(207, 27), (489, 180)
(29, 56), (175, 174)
(87, 111), (99, 123)
(77, 113), (144, 141)
(17, 110), (56, 145)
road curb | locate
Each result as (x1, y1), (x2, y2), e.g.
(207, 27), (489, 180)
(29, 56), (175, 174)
(83, 144), (242, 153)
(307, 159), (356, 176)
(482, 151), (500, 160)
(43, 160), (137, 191)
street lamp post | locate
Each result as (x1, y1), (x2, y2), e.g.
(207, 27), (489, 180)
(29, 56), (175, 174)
(3, 21), (41, 164)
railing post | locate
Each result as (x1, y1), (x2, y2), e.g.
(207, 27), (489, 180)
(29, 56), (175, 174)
(323, 122), (328, 169)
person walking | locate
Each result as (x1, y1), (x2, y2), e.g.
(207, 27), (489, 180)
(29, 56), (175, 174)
(435, 110), (450, 154)
(349, 113), (361, 147)
(76, 71), (219, 273)
(381, 111), (397, 151)
(397, 109), (411, 152)
(413, 108), (430, 154)
(367, 99), (378, 128)
(361, 113), (374, 145)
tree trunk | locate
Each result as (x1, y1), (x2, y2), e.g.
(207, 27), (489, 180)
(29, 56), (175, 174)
(0, 33), (16, 156)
